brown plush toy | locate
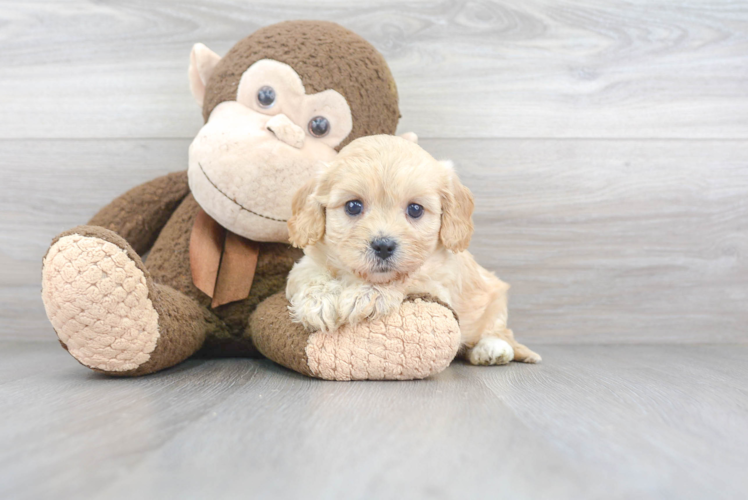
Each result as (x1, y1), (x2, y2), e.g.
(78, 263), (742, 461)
(41, 21), (462, 380)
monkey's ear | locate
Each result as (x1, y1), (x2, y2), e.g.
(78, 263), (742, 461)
(399, 132), (418, 144)
(189, 43), (221, 107)
(287, 178), (326, 248)
(439, 162), (475, 252)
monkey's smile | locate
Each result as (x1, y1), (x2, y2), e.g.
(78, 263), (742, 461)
(198, 162), (288, 223)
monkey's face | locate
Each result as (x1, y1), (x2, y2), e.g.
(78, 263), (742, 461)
(188, 59), (353, 242)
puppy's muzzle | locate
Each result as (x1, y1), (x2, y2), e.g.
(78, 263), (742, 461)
(370, 237), (397, 261)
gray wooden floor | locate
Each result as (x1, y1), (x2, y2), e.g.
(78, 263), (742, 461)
(1, 341), (747, 500)
(1, 1), (747, 499)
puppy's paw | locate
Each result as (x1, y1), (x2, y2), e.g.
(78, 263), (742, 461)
(289, 297), (340, 333)
(337, 285), (403, 325)
(288, 283), (342, 333)
(514, 346), (542, 364)
(467, 337), (515, 366)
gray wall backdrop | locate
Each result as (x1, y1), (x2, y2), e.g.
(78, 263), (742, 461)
(1, 0), (746, 343)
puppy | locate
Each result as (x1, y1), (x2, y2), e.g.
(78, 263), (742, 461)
(285, 135), (540, 365)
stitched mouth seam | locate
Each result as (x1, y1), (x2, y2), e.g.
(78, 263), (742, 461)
(198, 162), (288, 223)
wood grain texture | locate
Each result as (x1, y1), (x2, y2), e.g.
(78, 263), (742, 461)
(3, 3), (747, 499)
(2, 138), (745, 343)
(1, 341), (746, 500)
(0, 139), (188, 339)
(426, 138), (748, 343)
(0, 3), (746, 341)
(1, 0), (747, 139)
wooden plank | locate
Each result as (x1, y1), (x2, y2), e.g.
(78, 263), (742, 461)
(425, 138), (748, 343)
(1, 342), (746, 499)
(469, 344), (748, 500)
(0, 1), (746, 139)
(0, 138), (188, 340)
(2, 138), (746, 343)
(0, 342), (599, 500)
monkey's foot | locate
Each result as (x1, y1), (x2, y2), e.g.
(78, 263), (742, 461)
(42, 228), (160, 373)
(252, 293), (462, 381)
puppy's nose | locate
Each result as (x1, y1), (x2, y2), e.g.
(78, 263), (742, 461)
(371, 238), (397, 260)
(266, 114), (305, 149)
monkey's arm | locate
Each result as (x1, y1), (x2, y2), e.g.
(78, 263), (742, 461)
(87, 171), (190, 255)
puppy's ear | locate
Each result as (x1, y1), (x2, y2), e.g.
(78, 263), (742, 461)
(287, 177), (325, 248)
(439, 162), (474, 252)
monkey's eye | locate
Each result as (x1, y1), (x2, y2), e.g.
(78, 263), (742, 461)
(257, 86), (276, 108)
(407, 204), (424, 219)
(308, 116), (330, 137)
(344, 200), (363, 216)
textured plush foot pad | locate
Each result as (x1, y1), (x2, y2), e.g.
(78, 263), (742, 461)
(251, 293), (461, 381)
(41, 234), (160, 372)
(306, 299), (461, 380)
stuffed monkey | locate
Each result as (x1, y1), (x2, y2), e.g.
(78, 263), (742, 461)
(41, 21), (463, 380)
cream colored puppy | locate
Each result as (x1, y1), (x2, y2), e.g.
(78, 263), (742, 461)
(286, 135), (540, 365)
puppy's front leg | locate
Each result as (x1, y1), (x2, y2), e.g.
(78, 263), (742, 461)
(337, 282), (404, 325)
(286, 257), (342, 333)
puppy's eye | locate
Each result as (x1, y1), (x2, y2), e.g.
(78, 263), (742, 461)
(308, 116), (330, 137)
(407, 203), (424, 219)
(257, 86), (276, 108)
(344, 200), (363, 216)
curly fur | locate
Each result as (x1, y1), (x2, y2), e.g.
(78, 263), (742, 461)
(286, 135), (541, 364)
